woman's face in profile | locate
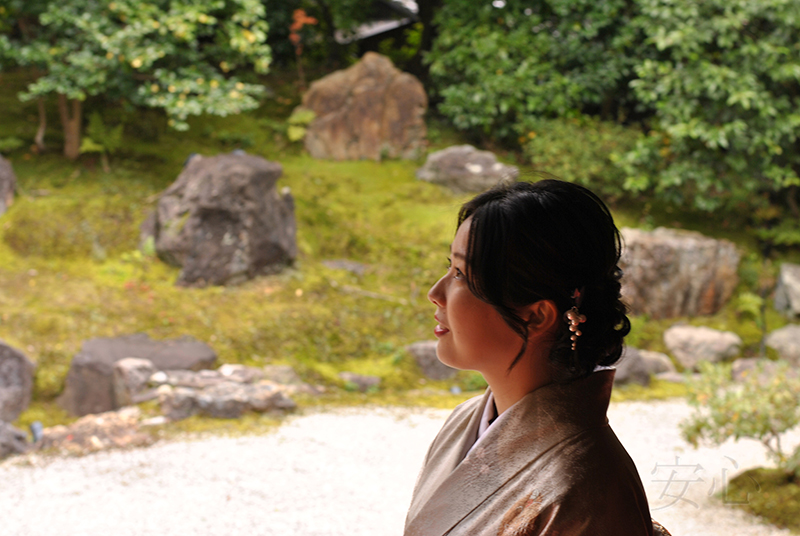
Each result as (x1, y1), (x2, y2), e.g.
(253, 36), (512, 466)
(427, 218), (522, 376)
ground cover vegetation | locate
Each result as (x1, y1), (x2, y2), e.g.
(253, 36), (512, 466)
(1, 0), (800, 526)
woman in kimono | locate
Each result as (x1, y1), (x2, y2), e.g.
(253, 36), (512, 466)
(404, 180), (669, 536)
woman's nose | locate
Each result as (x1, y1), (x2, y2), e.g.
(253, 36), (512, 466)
(428, 275), (446, 307)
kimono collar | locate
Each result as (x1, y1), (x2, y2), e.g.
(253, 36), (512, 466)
(405, 369), (615, 536)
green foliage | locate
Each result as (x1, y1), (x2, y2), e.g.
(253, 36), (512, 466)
(734, 292), (764, 325)
(286, 106), (315, 142)
(0, 136), (24, 153)
(520, 116), (641, 200)
(5, 0), (272, 131)
(80, 111), (123, 156)
(377, 22), (423, 67)
(681, 361), (800, 477)
(426, 0), (641, 141)
(623, 0), (800, 222)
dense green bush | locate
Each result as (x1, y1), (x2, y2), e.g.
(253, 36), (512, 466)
(681, 361), (800, 478)
(426, 0), (642, 142)
(520, 116), (640, 200)
(622, 0), (800, 241)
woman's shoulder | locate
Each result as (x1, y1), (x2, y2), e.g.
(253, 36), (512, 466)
(451, 391), (487, 416)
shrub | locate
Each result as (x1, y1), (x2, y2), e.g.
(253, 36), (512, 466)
(623, 0), (800, 247)
(520, 116), (641, 201)
(681, 361), (800, 478)
(426, 0), (642, 142)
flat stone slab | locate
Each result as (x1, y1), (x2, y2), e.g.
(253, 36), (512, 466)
(58, 334), (217, 416)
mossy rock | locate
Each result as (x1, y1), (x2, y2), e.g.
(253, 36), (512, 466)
(2, 195), (138, 259)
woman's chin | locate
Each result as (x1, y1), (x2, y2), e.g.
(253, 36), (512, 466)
(435, 346), (463, 371)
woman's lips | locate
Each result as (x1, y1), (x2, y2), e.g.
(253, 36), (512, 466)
(434, 324), (450, 337)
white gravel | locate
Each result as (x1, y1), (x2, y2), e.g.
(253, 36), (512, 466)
(0, 400), (798, 536)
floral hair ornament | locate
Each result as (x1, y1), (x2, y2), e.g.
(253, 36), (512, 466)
(564, 288), (586, 351)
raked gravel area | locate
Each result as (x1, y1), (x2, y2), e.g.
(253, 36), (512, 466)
(1, 399), (799, 536)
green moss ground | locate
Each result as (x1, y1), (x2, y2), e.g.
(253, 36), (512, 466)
(0, 67), (781, 435)
(726, 468), (800, 533)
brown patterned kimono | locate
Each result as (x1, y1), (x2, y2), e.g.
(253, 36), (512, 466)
(405, 370), (664, 536)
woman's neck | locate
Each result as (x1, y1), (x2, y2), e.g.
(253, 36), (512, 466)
(483, 362), (553, 415)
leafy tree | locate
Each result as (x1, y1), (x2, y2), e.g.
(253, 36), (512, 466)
(5, 0), (271, 160)
(623, 0), (800, 245)
(426, 0), (642, 142)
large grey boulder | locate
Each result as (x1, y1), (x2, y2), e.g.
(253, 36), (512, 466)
(416, 145), (518, 194)
(619, 227), (740, 319)
(765, 325), (800, 365)
(0, 155), (16, 216)
(299, 52), (427, 161)
(58, 334), (216, 416)
(664, 325), (742, 370)
(152, 153), (296, 286)
(0, 421), (29, 459)
(406, 340), (457, 380)
(0, 341), (35, 422)
(774, 263), (800, 317)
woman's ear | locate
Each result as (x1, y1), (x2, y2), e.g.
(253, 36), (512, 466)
(524, 299), (560, 338)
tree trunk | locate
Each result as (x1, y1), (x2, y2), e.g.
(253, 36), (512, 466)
(34, 98), (47, 152)
(57, 94), (82, 160)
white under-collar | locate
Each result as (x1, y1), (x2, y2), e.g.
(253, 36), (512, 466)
(466, 391), (501, 456)
(477, 390), (497, 439)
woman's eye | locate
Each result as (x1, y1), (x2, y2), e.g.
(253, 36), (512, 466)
(447, 257), (464, 279)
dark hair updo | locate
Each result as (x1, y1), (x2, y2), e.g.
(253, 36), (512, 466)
(458, 179), (630, 380)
